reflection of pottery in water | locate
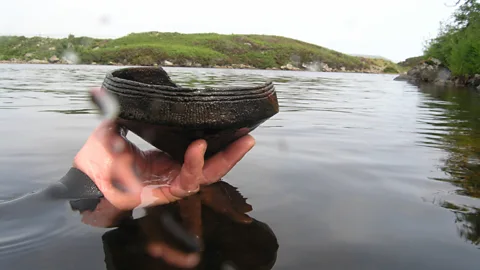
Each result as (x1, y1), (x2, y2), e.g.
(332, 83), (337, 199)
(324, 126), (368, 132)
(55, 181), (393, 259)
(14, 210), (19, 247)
(101, 67), (279, 161)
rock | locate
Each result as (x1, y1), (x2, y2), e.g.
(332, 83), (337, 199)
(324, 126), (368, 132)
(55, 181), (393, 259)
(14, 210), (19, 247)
(395, 58), (452, 85)
(425, 58), (442, 66)
(394, 73), (410, 81)
(280, 63), (301, 71)
(467, 74), (480, 87)
(340, 67), (346, 72)
(322, 63), (333, 72)
(419, 65), (438, 82)
(24, 53), (33, 58)
(477, 85), (480, 91)
(48, 55), (60, 63)
(431, 67), (452, 86)
(233, 64), (253, 69)
(28, 59), (48, 64)
(163, 60), (174, 66)
(454, 77), (466, 87)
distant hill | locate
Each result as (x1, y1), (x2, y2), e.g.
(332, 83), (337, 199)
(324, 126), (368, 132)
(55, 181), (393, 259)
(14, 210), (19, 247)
(0, 32), (402, 73)
(349, 54), (392, 61)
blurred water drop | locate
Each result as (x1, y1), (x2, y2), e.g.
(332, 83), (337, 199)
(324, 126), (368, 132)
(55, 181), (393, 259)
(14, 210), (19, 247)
(61, 50), (80, 65)
(99, 14), (111, 25)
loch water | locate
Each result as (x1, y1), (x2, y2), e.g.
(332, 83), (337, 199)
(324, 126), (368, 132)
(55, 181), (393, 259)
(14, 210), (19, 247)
(0, 64), (479, 270)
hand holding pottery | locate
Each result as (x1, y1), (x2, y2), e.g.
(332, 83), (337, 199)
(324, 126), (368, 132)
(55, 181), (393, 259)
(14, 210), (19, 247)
(73, 117), (255, 210)
(74, 67), (278, 210)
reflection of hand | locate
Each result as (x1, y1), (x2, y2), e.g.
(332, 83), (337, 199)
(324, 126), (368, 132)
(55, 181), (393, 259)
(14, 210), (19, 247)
(146, 182), (254, 268)
(200, 181), (253, 224)
(140, 207), (202, 269)
(73, 89), (255, 210)
(80, 198), (131, 228)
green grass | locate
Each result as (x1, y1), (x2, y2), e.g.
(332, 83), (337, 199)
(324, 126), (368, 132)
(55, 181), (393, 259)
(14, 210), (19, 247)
(0, 32), (401, 72)
(397, 56), (425, 69)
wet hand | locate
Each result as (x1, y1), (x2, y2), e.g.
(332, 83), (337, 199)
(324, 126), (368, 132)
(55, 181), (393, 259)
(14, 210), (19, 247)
(73, 120), (255, 211)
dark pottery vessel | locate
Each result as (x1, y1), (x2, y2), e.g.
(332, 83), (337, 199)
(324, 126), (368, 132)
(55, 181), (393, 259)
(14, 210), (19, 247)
(101, 67), (279, 162)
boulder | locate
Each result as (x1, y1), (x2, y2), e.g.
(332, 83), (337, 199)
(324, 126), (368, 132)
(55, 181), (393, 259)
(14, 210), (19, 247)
(48, 55), (60, 63)
(467, 74), (480, 87)
(28, 59), (48, 64)
(163, 60), (174, 66)
(393, 73), (410, 81)
(394, 58), (452, 85)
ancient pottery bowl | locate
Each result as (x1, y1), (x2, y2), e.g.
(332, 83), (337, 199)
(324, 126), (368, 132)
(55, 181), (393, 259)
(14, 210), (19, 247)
(101, 67), (279, 162)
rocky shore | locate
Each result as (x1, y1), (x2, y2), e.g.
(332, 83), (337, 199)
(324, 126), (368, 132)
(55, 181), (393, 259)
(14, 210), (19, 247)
(394, 58), (480, 91)
(0, 57), (393, 74)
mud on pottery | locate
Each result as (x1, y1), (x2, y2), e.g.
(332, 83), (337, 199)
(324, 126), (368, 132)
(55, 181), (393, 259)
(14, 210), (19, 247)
(101, 66), (279, 162)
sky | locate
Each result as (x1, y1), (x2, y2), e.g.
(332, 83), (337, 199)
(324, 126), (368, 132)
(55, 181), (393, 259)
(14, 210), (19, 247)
(1, 0), (460, 62)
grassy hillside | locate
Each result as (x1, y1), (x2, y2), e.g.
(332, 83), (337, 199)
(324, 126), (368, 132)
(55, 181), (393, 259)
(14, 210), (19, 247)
(0, 32), (401, 73)
(397, 56), (425, 69)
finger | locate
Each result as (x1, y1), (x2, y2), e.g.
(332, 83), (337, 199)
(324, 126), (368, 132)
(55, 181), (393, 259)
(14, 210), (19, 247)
(97, 143), (145, 210)
(202, 135), (255, 184)
(170, 139), (207, 198)
(147, 242), (200, 269)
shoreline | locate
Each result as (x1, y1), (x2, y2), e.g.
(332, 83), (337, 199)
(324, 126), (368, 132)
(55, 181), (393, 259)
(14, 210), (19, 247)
(0, 60), (399, 75)
(393, 58), (480, 91)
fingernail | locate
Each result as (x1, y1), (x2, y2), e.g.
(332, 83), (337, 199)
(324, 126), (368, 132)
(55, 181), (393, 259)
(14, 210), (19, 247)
(185, 186), (200, 195)
(201, 141), (207, 155)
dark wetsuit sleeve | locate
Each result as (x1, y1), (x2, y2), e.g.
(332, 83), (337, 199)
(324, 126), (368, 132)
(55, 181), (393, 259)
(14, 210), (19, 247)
(45, 167), (103, 200)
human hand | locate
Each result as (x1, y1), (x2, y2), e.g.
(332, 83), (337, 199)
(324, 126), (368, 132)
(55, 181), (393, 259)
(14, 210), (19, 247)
(73, 117), (255, 211)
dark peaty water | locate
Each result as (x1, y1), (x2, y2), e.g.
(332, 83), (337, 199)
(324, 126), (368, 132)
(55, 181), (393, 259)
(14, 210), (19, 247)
(0, 64), (479, 270)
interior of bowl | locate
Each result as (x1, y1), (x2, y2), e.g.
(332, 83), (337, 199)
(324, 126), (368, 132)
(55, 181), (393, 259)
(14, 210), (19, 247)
(111, 67), (178, 87)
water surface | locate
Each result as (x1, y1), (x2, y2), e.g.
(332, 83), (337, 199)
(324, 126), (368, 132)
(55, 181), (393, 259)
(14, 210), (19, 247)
(0, 64), (479, 269)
